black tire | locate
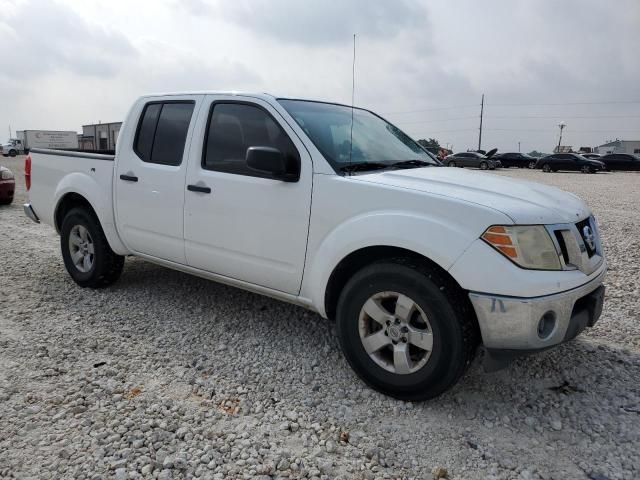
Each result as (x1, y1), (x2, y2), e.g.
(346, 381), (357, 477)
(60, 207), (124, 288)
(528, 161), (536, 169)
(447, 160), (456, 167)
(542, 164), (551, 172)
(336, 259), (479, 401)
(9, 149), (17, 157)
(479, 161), (488, 170)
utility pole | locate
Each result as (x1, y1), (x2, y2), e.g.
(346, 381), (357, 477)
(478, 94), (484, 151)
(518, 141), (521, 153)
(557, 121), (566, 152)
(8, 124), (12, 139)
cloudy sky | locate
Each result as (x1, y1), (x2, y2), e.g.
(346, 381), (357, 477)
(1, 0), (638, 153)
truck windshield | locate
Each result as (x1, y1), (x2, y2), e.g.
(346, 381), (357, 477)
(278, 99), (437, 172)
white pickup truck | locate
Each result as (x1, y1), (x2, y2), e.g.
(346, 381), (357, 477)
(24, 92), (606, 400)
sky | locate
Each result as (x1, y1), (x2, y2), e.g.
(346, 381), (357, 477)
(1, 0), (639, 153)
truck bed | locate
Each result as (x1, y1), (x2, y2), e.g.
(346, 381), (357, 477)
(28, 148), (115, 233)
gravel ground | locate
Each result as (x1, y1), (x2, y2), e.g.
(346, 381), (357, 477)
(1, 156), (639, 480)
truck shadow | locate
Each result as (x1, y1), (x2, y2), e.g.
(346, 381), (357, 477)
(97, 258), (639, 431)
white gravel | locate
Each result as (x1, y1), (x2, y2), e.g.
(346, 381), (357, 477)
(1, 157), (639, 480)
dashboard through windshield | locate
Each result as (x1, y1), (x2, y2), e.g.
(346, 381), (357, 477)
(278, 99), (437, 173)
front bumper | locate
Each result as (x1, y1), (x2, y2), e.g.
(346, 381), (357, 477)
(469, 262), (606, 355)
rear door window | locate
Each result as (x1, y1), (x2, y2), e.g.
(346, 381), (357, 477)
(134, 101), (195, 166)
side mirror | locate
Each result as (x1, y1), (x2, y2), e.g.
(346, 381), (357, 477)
(246, 146), (299, 182)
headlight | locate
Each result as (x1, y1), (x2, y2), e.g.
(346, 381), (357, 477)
(481, 225), (561, 270)
(1, 169), (14, 180)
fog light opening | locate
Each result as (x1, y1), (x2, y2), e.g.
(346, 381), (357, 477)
(538, 311), (557, 339)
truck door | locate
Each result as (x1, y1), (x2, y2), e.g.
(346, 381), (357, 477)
(115, 95), (201, 264)
(183, 95), (312, 295)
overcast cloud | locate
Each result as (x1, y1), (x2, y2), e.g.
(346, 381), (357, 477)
(0, 0), (638, 152)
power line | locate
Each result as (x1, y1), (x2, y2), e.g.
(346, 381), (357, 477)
(487, 100), (640, 107)
(381, 104), (479, 115)
(394, 116), (478, 125)
(487, 114), (640, 119)
(382, 99), (640, 115)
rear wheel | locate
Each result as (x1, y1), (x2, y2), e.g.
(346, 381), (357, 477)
(336, 260), (478, 401)
(60, 207), (124, 288)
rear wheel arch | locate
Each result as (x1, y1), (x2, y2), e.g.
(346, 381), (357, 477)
(55, 193), (99, 233)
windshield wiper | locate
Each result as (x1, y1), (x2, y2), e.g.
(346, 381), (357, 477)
(389, 159), (434, 169)
(339, 162), (389, 173)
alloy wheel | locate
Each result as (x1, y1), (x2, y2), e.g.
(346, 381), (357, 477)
(68, 225), (95, 273)
(358, 291), (433, 375)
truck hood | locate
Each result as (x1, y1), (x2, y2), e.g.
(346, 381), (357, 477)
(353, 167), (590, 224)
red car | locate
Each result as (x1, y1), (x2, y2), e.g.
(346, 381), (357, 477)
(0, 166), (15, 205)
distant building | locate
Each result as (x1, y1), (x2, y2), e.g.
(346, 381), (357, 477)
(596, 140), (640, 155)
(81, 122), (122, 152)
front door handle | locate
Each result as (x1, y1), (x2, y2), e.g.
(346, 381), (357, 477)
(187, 184), (211, 194)
(120, 174), (138, 182)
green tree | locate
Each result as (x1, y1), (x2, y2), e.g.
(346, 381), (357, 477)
(417, 138), (441, 151)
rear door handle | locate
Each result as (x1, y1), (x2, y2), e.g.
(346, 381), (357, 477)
(187, 184), (211, 194)
(119, 174), (138, 182)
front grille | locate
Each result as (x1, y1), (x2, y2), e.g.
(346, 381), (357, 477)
(553, 230), (570, 265)
(546, 216), (602, 274)
(576, 218), (596, 258)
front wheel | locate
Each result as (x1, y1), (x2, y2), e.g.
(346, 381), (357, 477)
(542, 164), (551, 172)
(479, 161), (488, 170)
(447, 160), (456, 167)
(581, 165), (594, 174)
(9, 149), (17, 157)
(60, 207), (124, 288)
(528, 161), (536, 169)
(336, 260), (478, 401)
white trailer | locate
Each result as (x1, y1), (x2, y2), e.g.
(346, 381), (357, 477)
(16, 130), (78, 153)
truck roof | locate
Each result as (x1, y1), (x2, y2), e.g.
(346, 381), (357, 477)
(139, 91), (278, 101)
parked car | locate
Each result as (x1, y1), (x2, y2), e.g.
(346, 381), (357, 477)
(444, 151), (498, 170)
(536, 153), (605, 173)
(24, 92), (606, 400)
(0, 165), (15, 204)
(492, 152), (537, 169)
(599, 153), (640, 171)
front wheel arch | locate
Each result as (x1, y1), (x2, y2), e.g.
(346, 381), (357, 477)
(324, 246), (475, 324)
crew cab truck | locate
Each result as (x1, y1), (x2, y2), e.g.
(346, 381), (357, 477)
(24, 92), (606, 400)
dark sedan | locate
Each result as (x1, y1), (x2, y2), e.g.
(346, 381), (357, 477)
(492, 152), (537, 168)
(444, 151), (498, 170)
(535, 153), (605, 173)
(599, 153), (640, 171)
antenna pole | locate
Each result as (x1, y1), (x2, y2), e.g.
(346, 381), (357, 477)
(478, 93), (484, 151)
(348, 34), (356, 174)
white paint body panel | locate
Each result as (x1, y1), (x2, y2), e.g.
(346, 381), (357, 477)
(114, 94), (203, 264)
(27, 91), (602, 329)
(183, 95), (312, 295)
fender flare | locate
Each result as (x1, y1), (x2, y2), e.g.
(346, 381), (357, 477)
(53, 172), (129, 255)
(302, 210), (479, 317)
